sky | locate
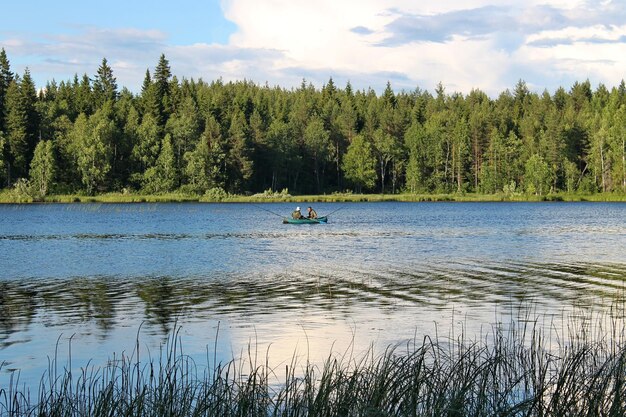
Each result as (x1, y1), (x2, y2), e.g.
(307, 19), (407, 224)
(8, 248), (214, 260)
(1, 0), (625, 96)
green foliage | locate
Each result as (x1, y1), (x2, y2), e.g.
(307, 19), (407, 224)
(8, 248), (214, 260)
(304, 116), (331, 192)
(73, 106), (116, 194)
(503, 180), (519, 197)
(29, 139), (56, 196)
(203, 186), (229, 201)
(524, 154), (551, 195)
(5, 70), (38, 180)
(226, 110), (253, 192)
(0, 177), (37, 202)
(153, 53), (172, 124)
(183, 115), (225, 193)
(133, 112), (162, 172)
(343, 134), (376, 192)
(0, 133), (6, 186)
(404, 122), (426, 193)
(1, 49), (626, 198)
(0, 48), (13, 135)
(143, 134), (177, 193)
(166, 95), (201, 164)
(93, 57), (117, 107)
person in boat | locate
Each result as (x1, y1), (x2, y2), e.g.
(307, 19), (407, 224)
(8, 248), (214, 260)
(306, 206), (318, 219)
(292, 206), (304, 219)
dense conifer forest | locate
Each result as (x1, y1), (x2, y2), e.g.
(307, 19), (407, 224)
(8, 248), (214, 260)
(0, 49), (624, 198)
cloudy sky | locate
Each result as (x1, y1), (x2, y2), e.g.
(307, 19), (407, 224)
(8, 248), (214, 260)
(1, 0), (625, 96)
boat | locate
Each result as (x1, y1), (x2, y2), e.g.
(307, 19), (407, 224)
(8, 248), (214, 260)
(283, 216), (328, 224)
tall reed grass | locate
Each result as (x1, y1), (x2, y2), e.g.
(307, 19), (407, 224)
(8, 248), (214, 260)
(1, 310), (625, 416)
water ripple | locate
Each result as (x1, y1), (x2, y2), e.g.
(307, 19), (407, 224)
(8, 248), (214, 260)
(1, 260), (625, 345)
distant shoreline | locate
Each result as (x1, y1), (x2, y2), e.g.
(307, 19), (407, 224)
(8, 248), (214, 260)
(1, 191), (625, 204)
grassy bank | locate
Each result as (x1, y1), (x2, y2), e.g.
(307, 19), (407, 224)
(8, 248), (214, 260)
(2, 312), (625, 416)
(1, 189), (626, 204)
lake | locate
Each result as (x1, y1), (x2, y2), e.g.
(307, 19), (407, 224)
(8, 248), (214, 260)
(1, 201), (625, 389)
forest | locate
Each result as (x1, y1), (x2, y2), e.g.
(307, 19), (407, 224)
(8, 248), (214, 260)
(0, 48), (625, 198)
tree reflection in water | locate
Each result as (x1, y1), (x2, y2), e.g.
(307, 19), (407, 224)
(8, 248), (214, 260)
(1, 260), (625, 348)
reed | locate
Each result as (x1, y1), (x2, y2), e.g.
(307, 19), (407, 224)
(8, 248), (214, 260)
(1, 311), (625, 416)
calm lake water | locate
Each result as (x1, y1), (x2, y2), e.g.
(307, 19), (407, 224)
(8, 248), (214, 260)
(1, 202), (625, 388)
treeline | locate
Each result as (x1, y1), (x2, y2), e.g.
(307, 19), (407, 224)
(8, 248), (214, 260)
(0, 49), (625, 197)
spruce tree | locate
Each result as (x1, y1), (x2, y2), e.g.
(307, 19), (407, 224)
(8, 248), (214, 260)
(0, 133), (6, 186)
(93, 58), (117, 107)
(5, 78), (29, 180)
(20, 68), (39, 150)
(140, 69), (161, 123)
(0, 48), (13, 134)
(153, 54), (172, 125)
(4, 69), (38, 180)
(76, 73), (93, 115)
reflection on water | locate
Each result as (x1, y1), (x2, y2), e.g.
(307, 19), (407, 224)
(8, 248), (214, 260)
(0, 202), (625, 388)
(2, 261), (625, 345)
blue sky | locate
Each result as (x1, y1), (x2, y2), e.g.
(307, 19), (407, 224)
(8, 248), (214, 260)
(1, 0), (625, 96)
(1, 0), (235, 45)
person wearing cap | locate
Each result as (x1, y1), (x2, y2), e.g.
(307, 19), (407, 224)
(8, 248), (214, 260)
(292, 206), (304, 219)
(306, 206), (318, 219)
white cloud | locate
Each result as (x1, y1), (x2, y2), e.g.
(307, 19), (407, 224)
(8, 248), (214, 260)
(2, 0), (626, 95)
(217, 0), (626, 94)
(527, 24), (626, 44)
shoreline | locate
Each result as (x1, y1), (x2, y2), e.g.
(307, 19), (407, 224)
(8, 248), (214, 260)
(1, 191), (626, 204)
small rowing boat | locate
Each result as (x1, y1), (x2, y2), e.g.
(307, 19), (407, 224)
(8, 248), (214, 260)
(283, 216), (328, 224)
